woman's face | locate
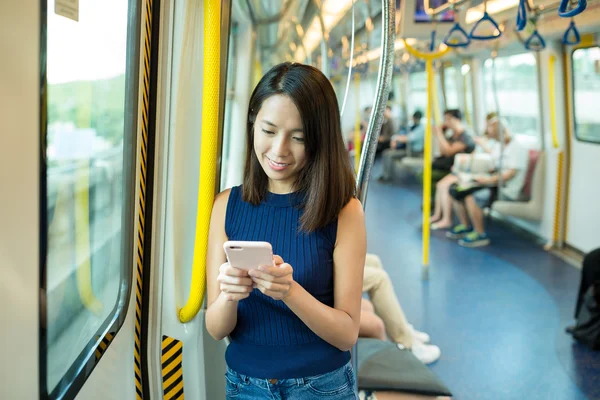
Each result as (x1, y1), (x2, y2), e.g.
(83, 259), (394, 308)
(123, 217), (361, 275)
(253, 94), (307, 193)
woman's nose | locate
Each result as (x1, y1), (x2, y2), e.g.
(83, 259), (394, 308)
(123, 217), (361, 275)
(271, 136), (289, 156)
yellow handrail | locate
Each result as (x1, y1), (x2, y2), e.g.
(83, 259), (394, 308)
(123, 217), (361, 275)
(401, 38), (448, 271)
(179, 0), (221, 323)
(402, 39), (451, 61)
(549, 55), (560, 149)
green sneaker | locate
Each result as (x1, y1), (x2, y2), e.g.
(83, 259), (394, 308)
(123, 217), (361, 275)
(459, 231), (490, 248)
(446, 224), (471, 240)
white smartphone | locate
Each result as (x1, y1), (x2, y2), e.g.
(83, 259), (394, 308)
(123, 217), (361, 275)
(223, 241), (274, 271)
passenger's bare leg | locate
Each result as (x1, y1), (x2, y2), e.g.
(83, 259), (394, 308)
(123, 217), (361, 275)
(359, 309), (387, 341)
(465, 195), (485, 234)
(431, 183), (442, 222)
(435, 175), (458, 228)
(453, 200), (470, 227)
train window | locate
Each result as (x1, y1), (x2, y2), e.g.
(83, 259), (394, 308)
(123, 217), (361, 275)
(443, 66), (460, 109)
(410, 71), (427, 115)
(483, 53), (540, 137)
(44, 0), (138, 396)
(462, 63), (475, 129)
(572, 46), (600, 144)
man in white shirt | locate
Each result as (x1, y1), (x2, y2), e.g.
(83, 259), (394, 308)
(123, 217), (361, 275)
(445, 120), (529, 247)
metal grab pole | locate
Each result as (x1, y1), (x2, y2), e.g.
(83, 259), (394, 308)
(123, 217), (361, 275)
(356, 0), (395, 205)
(353, 0), (395, 388)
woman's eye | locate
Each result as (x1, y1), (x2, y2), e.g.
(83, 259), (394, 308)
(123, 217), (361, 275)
(262, 129), (274, 135)
(293, 137), (304, 143)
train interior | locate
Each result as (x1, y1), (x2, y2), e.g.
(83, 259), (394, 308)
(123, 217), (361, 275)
(2, 0), (600, 399)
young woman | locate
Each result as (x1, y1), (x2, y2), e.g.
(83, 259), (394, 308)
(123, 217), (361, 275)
(205, 62), (367, 399)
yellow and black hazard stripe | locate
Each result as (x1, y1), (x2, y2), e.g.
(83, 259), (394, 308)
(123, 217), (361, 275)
(94, 332), (115, 362)
(135, 0), (158, 398)
(162, 336), (185, 400)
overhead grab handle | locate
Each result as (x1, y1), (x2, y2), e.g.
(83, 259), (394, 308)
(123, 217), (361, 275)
(469, 11), (502, 40)
(525, 30), (546, 51)
(444, 22), (471, 47)
(563, 20), (581, 45)
(516, 0), (527, 31)
(558, 0), (587, 18)
(430, 30), (437, 52)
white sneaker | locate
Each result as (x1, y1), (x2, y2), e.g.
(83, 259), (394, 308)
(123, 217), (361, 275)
(409, 324), (430, 343)
(410, 342), (441, 365)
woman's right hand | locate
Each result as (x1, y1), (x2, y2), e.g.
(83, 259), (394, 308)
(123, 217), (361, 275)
(217, 263), (254, 302)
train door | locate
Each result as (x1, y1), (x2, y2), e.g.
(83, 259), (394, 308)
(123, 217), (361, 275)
(566, 44), (600, 254)
(0, 0), (157, 398)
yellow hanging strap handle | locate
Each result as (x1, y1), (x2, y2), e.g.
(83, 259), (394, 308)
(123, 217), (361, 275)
(401, 39), (449, 269)
(354, 73), (361, 172)
(179, 0), (221, 323)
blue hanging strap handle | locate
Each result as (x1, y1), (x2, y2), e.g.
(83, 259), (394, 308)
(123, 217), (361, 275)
(525, 29), (546, 51)
(516, 0), (527, 31)
(563, 20), (581, 45)
(558, 0), (587, 18)
(444, 22), (471, 47)
(469, 11), (502, 40)
(430, 30), (437, 52)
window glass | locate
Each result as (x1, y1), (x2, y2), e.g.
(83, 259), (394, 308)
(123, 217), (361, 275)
(462, 63), (474, 129)
(572, 47), (600, 143)
(443, 66), (460, 109)
(483, 53), (540, 137)
(409, 71), (427, 115)
(45, 0), (135, 395)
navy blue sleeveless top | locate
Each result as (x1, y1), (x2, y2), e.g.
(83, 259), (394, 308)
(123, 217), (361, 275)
(224, 185), (350, 379)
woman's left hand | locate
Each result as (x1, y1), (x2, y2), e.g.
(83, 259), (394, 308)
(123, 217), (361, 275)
(248, 255), (295, 300)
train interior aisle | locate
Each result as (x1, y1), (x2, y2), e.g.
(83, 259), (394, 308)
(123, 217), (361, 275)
(365, 163), (600, 400)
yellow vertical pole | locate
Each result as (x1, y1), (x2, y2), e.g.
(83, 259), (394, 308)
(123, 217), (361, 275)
(179, 0), (221, 322)
(422, 60), (434, 271)
(354, 73), (361, 172)
(548, 54), (563, 248)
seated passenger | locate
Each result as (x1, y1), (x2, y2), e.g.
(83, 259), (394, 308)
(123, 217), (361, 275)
(431, 113), (500, 230)
(376, 106), (395, 156)
(378, 110), (424, 182)
(431, 109), (475, 174)
(446, 121), (527, 247)
(360, 254), (441, 364)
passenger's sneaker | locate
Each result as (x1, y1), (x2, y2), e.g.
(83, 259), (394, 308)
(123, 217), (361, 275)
(445, 224), (471, 240)
(459, 231), (490, 247)
(410, 342), (441, 365)
(409, 324), (430, 343)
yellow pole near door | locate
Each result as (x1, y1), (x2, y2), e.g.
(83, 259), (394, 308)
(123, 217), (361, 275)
(179, 0), (221, 323)
(402, 39), (450, 276)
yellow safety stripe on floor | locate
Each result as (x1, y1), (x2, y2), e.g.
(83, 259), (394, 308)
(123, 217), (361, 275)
(162, 336), (184, 400)
(94, 332), (115, 362)
(135, 0), (153, 398)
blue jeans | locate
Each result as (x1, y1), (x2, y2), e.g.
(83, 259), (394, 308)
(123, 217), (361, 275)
(225, 362), (359, 399)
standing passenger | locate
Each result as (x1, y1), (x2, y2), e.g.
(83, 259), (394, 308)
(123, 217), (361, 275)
(205, 62), (367, 399)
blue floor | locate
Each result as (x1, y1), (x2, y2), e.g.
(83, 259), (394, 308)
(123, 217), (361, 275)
(364, 171), (600, 400)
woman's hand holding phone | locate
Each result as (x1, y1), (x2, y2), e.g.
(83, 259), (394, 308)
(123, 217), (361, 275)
(249, 255), (295, 301)
(217, 262), (254, 302)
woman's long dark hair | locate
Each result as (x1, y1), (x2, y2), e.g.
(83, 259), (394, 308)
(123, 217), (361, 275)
(242, 62), (356, 232)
